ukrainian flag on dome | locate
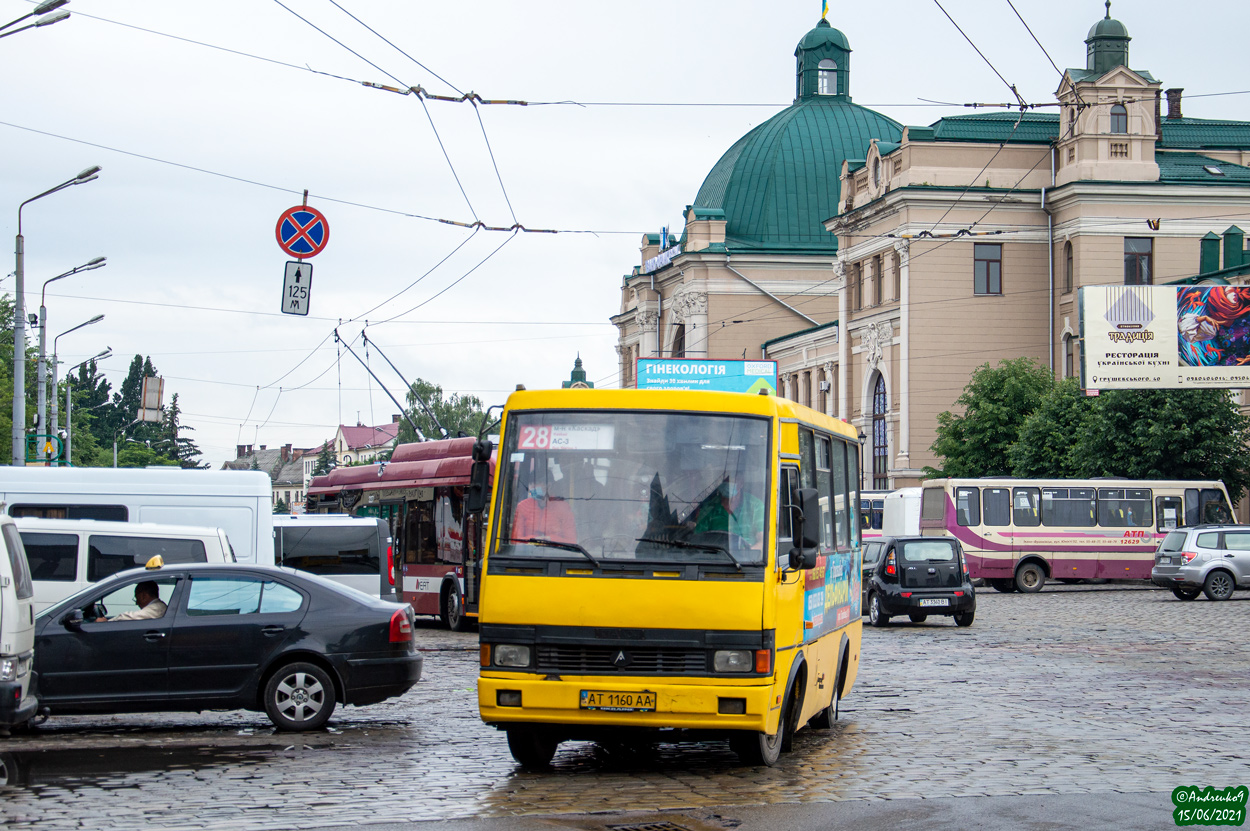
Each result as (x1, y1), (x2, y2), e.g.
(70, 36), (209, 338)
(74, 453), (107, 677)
(822, 0), (828, 18)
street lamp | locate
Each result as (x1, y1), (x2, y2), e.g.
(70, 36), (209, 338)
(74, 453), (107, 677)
(0, 0), (70, 40)
(13, 165), (101, 465)
(857, 429), (867, 493)
(113, 417), (141, 468)
(61, 347), (110, 467)
(38, 257), (106, 460)
(49, 315), (104, 465)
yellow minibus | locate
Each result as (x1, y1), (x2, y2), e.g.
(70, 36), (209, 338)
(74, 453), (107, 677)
(471, 388), (863, 767)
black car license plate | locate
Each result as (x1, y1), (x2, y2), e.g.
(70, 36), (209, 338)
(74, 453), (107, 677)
(917, 598), (949, 608)
(579, 690), (656, 712)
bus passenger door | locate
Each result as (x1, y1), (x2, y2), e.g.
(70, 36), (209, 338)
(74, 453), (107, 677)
(775, 466), (805, 648)
(402, 489), (440, 616)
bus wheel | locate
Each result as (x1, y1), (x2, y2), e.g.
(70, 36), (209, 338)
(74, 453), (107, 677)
(441, 585), (472, 632)
(989, 579), (1015, 593)
(730, 705), (786, 767)
(1171, 586), (1202, 601)
(867, 593), (890, 627)
(506, 728), (559, 769)
(1014, 562), (1046, 593)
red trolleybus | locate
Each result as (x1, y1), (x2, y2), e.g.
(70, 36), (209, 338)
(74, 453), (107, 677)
(306, 436), (494, 630)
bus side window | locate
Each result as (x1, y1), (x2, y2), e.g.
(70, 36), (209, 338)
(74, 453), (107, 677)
(1156, 496), (1182, 531)
(983, 488), (1010, 526)
(956, 487), (980, 527)
(777, 466), (799, 565)
(1201, 489), (1232, 524)
(829, 436), (851, 550)
(815, 435), (834, 551)
(1184, 489), (1200, 526)
(1013, 488), (1040, 527)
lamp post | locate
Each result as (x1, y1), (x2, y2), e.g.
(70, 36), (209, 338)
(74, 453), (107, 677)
(49, 315), (105, 464)
(0, 0), (70, 40)
(38, 259), (106, 461)
(857, 429), (867, 493)
(13, 165), (101, 465)
(113, 417), (141, 468)
(62, 347), (110, 467)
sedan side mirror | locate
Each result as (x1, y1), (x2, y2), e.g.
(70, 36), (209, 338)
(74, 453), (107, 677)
(787, 487), (822, 570)
(62, 609), (83, 631)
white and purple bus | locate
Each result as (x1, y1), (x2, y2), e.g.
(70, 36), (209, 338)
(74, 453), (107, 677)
(919, 478), (1233, 593)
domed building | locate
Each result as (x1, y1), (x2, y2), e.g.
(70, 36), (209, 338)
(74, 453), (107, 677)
(612, 17), (900, 404)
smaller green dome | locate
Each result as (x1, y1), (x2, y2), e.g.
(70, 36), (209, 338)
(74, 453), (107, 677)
(1087, 1), (1129, 40)
(796, 18), (850, 53)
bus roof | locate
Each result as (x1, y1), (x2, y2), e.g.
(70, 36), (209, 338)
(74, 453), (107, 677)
(0, 467), (272, 498)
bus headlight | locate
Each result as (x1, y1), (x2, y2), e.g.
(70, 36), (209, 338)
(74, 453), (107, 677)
(494, 644), (532, 668)
(714, 650), (753, 673)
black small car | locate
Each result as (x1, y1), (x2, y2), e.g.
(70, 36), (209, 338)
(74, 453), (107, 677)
(863, 536), (975, 627)
(33, 562), (422, 731)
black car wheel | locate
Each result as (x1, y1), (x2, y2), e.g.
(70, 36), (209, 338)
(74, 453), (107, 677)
(1015, 562), (1046, 593)
(954, 609), (975, 627)
(1203, 570), (1236, 601)
(989, 578), (1016, 593)
(1171, 586), (1202, 601)
(908, 613), (927, 623)
(441, 585), (473, 632)
(264, 662), (337, 732)
(867, 593), (890, 627)
(506, 727), (559, 769)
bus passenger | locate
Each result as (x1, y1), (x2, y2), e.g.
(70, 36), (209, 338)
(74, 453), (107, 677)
(691, 478), (765, 546)
(513, 484), (578, 545)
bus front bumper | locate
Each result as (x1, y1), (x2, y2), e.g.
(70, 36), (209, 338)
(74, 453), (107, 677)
(479, 674), (778, 734)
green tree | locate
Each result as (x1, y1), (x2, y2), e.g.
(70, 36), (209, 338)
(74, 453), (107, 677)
(1072, 388), (1250, 502)
(153, 393), (205, 469)
(926, 358), (1055, 478)
(394, 378), (488, 445)
(312, 442), (335, 476)
(1008, 377), (1095, 477)
(116, 443), (177, 468)
(274, 498), (289, 514)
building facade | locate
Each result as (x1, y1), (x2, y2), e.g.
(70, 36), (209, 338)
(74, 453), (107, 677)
(615, 11), (1250, 490)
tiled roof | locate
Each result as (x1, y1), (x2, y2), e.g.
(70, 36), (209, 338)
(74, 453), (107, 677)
(340, 422), (399, 451)
(1156, 152), (1250, 184)
(928, 112), (1059, 144)
(1160, 118), (1250, 150)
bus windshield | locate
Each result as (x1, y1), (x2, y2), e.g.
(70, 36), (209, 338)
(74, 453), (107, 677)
(496, 410), (770, 567)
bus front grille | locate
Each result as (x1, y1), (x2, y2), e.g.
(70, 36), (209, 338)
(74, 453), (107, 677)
(535, 645), (708, 674)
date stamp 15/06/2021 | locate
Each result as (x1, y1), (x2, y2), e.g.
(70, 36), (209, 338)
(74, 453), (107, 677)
(1173, 786), (1248, 827)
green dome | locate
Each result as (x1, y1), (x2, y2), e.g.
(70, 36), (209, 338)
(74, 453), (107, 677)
(796, 18), (850, 53)
(1087, 16), (1129, 40)
(692, 97), (901, 252)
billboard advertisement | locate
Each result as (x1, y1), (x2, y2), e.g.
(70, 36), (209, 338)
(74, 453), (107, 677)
(635, 359), (778, 394)
(1080, 285), (1250, 389)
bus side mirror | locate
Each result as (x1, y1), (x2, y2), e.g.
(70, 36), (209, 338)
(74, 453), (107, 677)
(788, 487), (821, 570)
(465, 460), (490, 514)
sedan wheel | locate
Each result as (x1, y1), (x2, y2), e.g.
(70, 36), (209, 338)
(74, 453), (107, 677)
(954, 609), (975, 627)
(1203, 570), (1236, 601)
(1171, 586), (1202, 601)
(868, 593), (890, 627)
(264, 662), (337, 732)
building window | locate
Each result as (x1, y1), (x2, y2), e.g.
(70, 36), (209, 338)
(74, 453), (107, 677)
(1110, 104), (1128, 134)
(1064, 241), (1074, 293)
(871, 374), (889, 490)
(892, 252), (901, 301)
(1124, 238), (1153, 285)
(1067, 146), (1076, 164)
(872, 254), (883, 306)
(818, 59), (837, 95)
(670, 324), (685, 358)
(973, 244), (1002, 295)
(872, 158), (881, 188)
(1064, 334), (1075, 379)
(853, 262), (863, 310)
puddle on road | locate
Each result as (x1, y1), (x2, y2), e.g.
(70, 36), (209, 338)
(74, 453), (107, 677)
(0, 745), (280, 791)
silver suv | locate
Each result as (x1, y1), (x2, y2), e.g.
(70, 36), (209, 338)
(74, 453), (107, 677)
(1152, 525), (1250, 601)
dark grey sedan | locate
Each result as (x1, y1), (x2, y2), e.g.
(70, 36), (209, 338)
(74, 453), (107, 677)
(33, 562), (421, 731)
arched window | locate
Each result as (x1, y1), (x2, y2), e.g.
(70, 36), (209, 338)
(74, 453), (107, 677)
(670, 324), (685, 358)
(1064, 334), (1075, 379)
(871, 374), (888, 490)
(818, 59), (837, 95)
(1110, 104), (1128, 134)
(1064, 241), (1074, 293)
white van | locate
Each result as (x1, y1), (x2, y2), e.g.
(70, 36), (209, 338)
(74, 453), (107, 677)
(16, 518), (235, 613)
(273, 514), (391, 598)
(882, 487), (922, 537)
(0, 468), (273, 565)
(0, 512), (38, 731)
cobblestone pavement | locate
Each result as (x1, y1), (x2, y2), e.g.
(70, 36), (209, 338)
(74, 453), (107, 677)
(1, 586), (1247, 830)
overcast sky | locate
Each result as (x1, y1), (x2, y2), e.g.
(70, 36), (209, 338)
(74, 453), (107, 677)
(2, 0), (1247, 467)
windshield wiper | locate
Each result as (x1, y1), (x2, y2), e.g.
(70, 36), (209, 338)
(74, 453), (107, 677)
(504, 537), (602, 569)
(635, 536), (742, 572)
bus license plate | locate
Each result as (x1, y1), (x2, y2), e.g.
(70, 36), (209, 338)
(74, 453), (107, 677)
(580, 690), (656, 712)
(918, 598), (949, 608)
